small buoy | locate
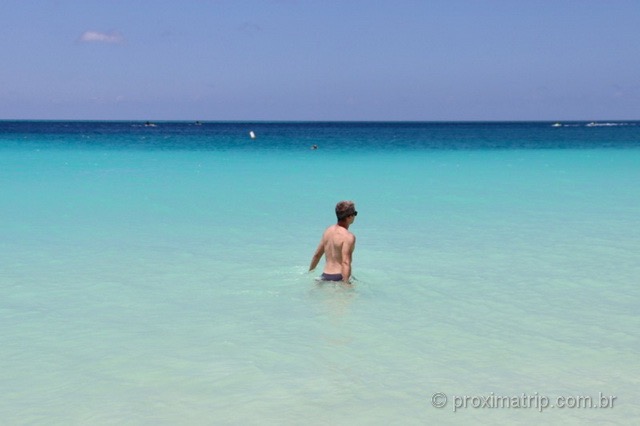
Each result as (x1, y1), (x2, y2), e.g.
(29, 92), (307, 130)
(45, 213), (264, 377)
(249, 131), (256, 139)
(311, 144), (318, 150)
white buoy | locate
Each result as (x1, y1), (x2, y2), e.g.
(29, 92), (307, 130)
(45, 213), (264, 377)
(249, 131), (256, 139)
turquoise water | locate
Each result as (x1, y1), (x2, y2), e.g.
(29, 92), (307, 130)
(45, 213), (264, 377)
(1, 122), (639, 424)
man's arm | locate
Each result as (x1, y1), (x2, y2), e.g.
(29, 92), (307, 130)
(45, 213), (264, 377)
(341, 234), (356, 282)
(309, 240), (325, 272)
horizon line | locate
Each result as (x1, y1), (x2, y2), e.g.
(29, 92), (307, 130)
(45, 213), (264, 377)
(1, 118), (638, 124)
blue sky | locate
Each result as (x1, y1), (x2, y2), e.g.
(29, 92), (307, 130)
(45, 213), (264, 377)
(1, 0), (639, 121)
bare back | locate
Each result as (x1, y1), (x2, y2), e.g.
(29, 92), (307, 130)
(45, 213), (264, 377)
(319, 225), (352, 274)
(308, 201), (357, 283)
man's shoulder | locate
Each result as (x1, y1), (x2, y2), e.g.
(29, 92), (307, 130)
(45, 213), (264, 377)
(323, 225), (352, 238)
(322, 224), (336, 234)
(340, 227), (355, 241)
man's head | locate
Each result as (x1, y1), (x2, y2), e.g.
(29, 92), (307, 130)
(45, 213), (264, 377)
(335, 200), (357, 222)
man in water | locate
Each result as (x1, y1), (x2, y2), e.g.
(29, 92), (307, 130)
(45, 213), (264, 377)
(309, 200), (357, 283)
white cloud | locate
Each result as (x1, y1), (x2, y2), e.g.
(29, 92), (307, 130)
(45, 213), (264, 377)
(79, 31), (124, 44)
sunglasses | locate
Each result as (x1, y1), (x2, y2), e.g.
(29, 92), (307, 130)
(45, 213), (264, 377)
(339, 210), (358, 220)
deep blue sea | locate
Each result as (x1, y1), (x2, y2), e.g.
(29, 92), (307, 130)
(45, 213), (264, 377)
(1, 121), (639, 425)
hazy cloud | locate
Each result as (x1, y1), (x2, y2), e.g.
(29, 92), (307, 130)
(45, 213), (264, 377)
(78, 30), (124, 44)
(238, 22), (263, 34)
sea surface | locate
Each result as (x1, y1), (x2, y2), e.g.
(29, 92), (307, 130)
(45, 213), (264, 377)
(1, 121), (639, 425)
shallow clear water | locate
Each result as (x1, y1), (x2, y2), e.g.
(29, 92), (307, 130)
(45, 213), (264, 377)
(1, 121), (639, 424)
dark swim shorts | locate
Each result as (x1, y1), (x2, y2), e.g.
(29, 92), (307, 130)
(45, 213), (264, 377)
(320, 273), (343, 282)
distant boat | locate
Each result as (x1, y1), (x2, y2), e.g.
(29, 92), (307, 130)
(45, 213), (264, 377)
(249, 131), (256, 139)
(144, 121), (156, 127)
(551, 122), (562, 127)
(586, 122), (597, 127)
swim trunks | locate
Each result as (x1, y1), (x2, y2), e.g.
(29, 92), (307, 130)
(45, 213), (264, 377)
(320, 272), (343, 282)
